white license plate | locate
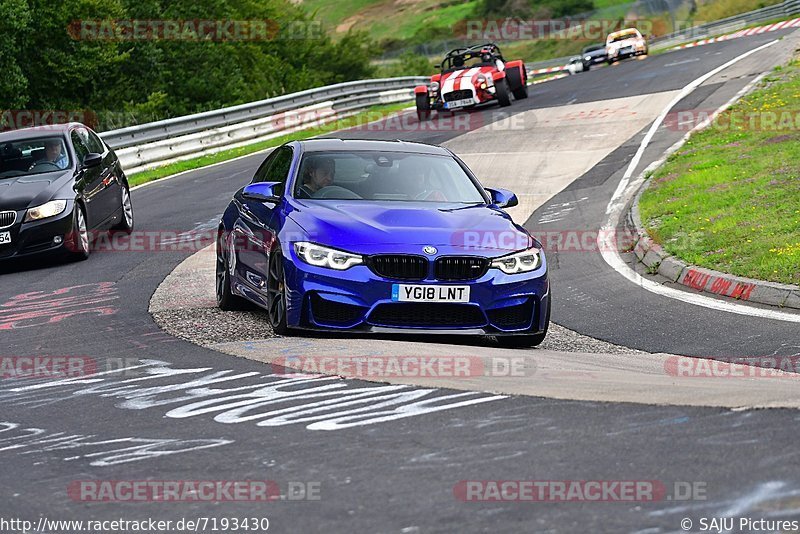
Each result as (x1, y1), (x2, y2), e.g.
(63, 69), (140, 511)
(0, 232), (10, 245)
(444, 98), (474, 109)
(392, 284), (470, 303)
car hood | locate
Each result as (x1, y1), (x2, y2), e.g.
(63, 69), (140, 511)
(287, 200), (531, 255)
(609, 37), (641, 47)
(0, 170), (73, 211)
(440, 66), (495, 91)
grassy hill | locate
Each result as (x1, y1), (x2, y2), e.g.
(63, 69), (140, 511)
(301, 0), (480, 43)
(297, 0), (785, 69)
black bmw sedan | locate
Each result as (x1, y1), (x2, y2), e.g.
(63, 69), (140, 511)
(0, 123), (134, 262)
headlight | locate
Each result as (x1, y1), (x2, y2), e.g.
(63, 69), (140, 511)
(585, 56), (591, 61)
(429, 81), (439, 93)
(490, 247), (541, 274)
(294, 242), (363, 270)
(24, 199), (67, 222)
(476, 74), (487, 89)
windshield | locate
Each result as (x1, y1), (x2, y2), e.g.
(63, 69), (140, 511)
(0, 136), (71, 179)
(294, 151), (487, 203)
(608, 31), (640, 43)
(444, 52), (495, 71)
(583, 44), (605, 53)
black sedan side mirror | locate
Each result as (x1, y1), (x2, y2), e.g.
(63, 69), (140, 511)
(242, 182), (282, 203)
(82, 153), (102, 169)
(485, 187), (519, 208)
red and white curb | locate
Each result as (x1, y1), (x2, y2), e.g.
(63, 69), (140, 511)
(672, 17), (800, 50)
(531, 73), (569, 84)
(527, 65), (569, 76)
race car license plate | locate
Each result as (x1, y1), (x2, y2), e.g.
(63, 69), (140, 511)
(392, 284), (470, 303)
(444, 98), (474, 109)
(0, 232), (10, 245)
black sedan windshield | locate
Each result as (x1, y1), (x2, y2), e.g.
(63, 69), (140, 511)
(294, 151), (487, 203)
(0, 136), (71, 179)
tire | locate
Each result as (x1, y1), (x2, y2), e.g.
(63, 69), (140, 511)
(496, 79), (512, 107)
(584, 63), (591, 71)
(415, 94), (431, 121)
(111, 182), (134, 233)
(506, 66), (528, 100)
(266, 246), (291, 336)
(66, 203), (90, 261)
(215, 229), (251, 311)
(607, 59), (615, 65)
(496, 295), (551, 349)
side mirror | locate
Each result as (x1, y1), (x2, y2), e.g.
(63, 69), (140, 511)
(486, 187), (518, 208)
(82, 153), (102, 169)
(434, 64), (441, 70)
(242, 182), (282, 203)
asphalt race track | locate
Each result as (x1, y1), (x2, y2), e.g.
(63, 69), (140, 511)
(1, 29), (799, 532)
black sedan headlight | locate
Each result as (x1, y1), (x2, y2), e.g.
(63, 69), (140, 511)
(24, 200), (67, 222)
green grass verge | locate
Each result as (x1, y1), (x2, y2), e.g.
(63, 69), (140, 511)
(639, 58), (800, 285)
(128, 101), (413, 188)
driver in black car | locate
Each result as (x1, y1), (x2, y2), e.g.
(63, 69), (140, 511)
(35, 139), (68, 170)
(298, 156), (334, 198)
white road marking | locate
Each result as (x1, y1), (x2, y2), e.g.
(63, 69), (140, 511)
(664, 58), (700, 67)
(600, 39), (800, 324)
(2, 359), (506, 431)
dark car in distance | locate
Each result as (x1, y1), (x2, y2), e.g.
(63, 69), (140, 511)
(581, 44), (608, 69)
(0, 123), (134, 263)
(567, 44), (608, 74)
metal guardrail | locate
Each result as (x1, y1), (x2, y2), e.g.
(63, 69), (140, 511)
(527, 0), (800, 72)
(99, 76), (428, 150)
(98, 0), (799, 174)
(98, 77), (428, 174)
(650, 0), (800, 50)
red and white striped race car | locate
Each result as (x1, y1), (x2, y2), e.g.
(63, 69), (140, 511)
(414, 43), (528, 120)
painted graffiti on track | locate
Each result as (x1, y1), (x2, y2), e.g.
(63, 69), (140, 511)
(0, 359), (506, 432)
(0, 282), (119, 330)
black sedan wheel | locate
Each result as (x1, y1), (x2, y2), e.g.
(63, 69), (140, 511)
(267, 248), (290, 335)
(111, 184), (134, 233)
(67, 203), (90, 261)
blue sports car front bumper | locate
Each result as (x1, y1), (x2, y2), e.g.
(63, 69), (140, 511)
(281, 246), (549, 335)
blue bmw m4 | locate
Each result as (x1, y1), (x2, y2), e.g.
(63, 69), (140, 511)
(217, 139), (550, 347)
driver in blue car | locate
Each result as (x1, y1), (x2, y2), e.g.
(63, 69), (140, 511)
(39, 139), (68, 169)
(298, 156), (334, 198)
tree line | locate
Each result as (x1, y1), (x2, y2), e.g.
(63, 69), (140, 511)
(0, 0), (376, 130)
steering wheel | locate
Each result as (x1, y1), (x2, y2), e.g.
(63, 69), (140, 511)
(29, 161), (61, 173)
(312, 186), (362, 200)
